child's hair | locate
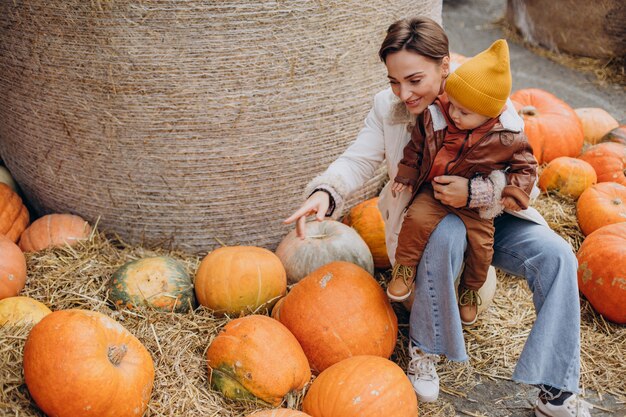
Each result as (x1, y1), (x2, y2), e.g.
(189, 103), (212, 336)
(378, 17), (449, 64)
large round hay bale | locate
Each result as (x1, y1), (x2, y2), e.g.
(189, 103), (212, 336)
(506, 0), (625, 59)
(0, 1), (441, 253)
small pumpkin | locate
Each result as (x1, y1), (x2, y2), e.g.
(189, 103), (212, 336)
(578, 142), (626, 186)
(0, 296), (51, 326)
(23, 309), (155, 417)
(576, 182), (626, 236)
(195, 246), (286, 316)
(19, 213), (91, 252)
(342, 198), (390, 269)
(0, 183), (29, 243)
(577, 223), (626, 324)
(276, 220), (374, 284)
(538, 156), (597, 198)
(600, 125), (626, 146)
(273, 261), (397, 373)
(0, 165), (18, 192)
(511, 89), (584, 164)
(110, 256), (196, 313)
(206, 315), (311, 405)
(0, 235), (26, 300)
(246, 409), (312, 417)
(575, 108), (619, 145)
(302, 355), (418, 417)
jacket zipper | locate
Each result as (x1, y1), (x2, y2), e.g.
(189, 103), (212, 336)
(444, 131), (471, 175)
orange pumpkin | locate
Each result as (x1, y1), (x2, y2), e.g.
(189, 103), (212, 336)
(342, 198), (390, 269)
(600, 125), (626, 146)
(206, 315), (311, 405)
(511, 89), (584, 164)
(577, 223), (626, 324)
(578, 142), (626, 186)
(276, 220), (374, 284)
(0, 183), (29, 243)
(575, 107), (619, 145)
(576, 182), (626, 236)
(0, 235), (26, 300)
(19, 213), (91, 252)
(538, 157), (597, 199)
(273, 261), (397, 373)
(0, 296), (51, 326)
(195, 246), (286, 316)
(247, 409), (312, 417)
(23, 309), (155, 417)
(302, 355), (418, 417)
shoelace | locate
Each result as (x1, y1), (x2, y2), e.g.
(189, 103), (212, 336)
(391, 263), (416, 288)
(407, 346), (438, 381)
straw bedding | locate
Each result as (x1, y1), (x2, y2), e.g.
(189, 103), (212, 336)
(1, 191), (624, 417)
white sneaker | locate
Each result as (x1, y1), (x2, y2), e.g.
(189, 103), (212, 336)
(535, 394), (594, 417)
(406, 342), (440, 402)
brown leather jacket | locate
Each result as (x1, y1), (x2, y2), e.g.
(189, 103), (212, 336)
(396, 104), (537, 211)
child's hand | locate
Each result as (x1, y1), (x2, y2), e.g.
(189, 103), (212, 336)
(391, 181), (412, 198)
(501, 196), (522, 211)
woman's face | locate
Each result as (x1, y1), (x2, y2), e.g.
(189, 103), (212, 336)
(385, 50), (449, 115)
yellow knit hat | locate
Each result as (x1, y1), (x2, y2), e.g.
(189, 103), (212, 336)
(444, 39), (511, 118)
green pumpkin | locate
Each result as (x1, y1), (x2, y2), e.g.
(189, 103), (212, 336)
(110, 256), (196, 313)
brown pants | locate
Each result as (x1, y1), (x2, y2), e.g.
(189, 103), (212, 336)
(395, 184), (494, 290)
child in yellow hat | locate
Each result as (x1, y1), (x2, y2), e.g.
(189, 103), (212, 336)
(388, 39), (537, 325)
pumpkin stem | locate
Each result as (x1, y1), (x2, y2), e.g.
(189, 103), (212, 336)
(613, 198), (623, 205)
(108, 344), (128, 366)
(519, 105), (537, 116)
(307, 234), (328, 239)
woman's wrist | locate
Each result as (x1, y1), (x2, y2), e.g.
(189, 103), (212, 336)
(310, 188), (336, 217)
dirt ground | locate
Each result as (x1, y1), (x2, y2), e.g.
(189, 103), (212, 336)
(439, 1), (625, 416)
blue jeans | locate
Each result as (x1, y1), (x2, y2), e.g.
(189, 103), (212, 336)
(409, 213), (581, 393)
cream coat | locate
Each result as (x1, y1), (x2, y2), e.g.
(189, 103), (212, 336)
(305, 88), (548, 263)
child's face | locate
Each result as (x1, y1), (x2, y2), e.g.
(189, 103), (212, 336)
(447, 96), (492, 130)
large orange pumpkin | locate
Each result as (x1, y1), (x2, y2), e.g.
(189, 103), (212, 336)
(302, 355), (418, 417)
(600, 125), (626, 146)
(19, 213), (91, 252)
(576, 182), (626, 236)
(0, 296), (51, 326)
(206, 315), (311, 405)
(0, 183), (29, 243)
(577, 223), (626, 324)
(342, 198), (390, 269)
(195, 246), (286, 316)
(511, 89), (584, 164)
(575, 107), (619, 145)
(276, 220), (374, 284)
(247, 409), (312, 417)
(578, 142), (626, 186)
(538, 157), (597, 199)
(0, 235), (26, 300)
(23, 309), (155, 417)
(273, 261), (397, 373)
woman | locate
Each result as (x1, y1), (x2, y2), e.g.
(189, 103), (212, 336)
(284, 17), (592, 417)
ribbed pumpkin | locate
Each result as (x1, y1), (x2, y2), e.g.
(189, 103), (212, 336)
(0, 296), (51, 326)
(576, 182), (626, 236)
(575, 107), (619, 145)
(302, 355), (418, 417)
(511, 89), (584, 164)
(23, 309), (155, 417)
(247, 409), (312, 417)
(0, 235), (26, 300)
(0, 183), (29, 243)
(275, 220), (374, 284)
(577, 223), (626, 324)
(600, 125), (626, 146)
(195, 246), (286, 316)
(342, 198), (390, 269)
(110, 256), (196, 313)
(19, 213), (91, 252)
(206, 315), (311, 405)
(578, 142), (626, 186)
(273, 261), (397, 373)
(0, 165), (18, 192)
(538, 157), (597, 199)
